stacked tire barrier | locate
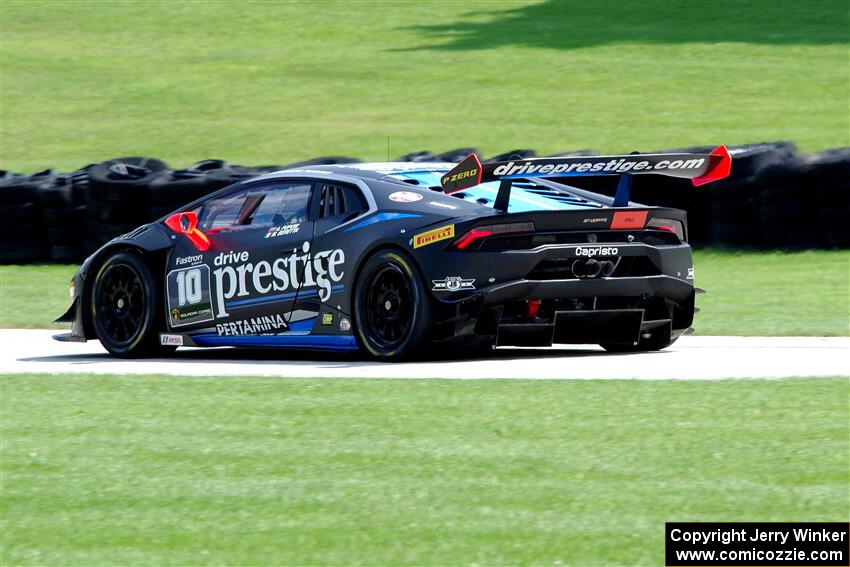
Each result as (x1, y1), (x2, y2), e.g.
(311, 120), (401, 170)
(39, 167), (89, 261)
(0, 169), (51, 262)
(85, 157), (169, 252)
(0, 144), (847, 263)
(552, 142), (849, 250)
(0, 156), (362, 263)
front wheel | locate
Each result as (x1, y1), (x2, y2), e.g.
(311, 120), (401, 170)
(353, 249), (433, 361)
(90, 251), (172, 358)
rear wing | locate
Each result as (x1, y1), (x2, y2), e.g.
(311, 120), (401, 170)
(441, 145), (731, 211)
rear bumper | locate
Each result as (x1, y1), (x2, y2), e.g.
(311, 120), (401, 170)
(481, 274), (693, 306)
(433, 274), (695, 347)
(423, 237), (695, 347)
(489, 275), (691, 346)
(496, 309), (673, 347)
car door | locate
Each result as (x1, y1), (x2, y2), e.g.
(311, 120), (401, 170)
(303, 181), (370, 326)
(165, 179), (314, 336)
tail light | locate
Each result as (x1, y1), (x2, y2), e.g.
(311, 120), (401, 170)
(453, 222), (535, 250)
(646, 217), (685, 240)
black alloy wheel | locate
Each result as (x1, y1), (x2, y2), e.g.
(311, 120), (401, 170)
(91, 251), (172, 357)
(354, 250), (432, 361)
(364, 263), (413, 349)
(96, 263), (145, 345)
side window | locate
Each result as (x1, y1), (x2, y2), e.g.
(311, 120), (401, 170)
(197, 182), (312, 231)
(317, 183), (367, 220)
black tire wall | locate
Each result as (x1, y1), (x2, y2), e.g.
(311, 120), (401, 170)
(1, 146), (847, 264)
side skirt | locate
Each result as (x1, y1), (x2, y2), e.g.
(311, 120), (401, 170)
(189, 333), (359, 352)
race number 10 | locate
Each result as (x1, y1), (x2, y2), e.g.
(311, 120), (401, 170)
(175, 268), (203, 306)
(165, 265), (214, 327)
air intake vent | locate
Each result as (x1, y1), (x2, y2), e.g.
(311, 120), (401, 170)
(114, 224), (148, 242)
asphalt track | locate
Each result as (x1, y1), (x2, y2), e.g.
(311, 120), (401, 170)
(1, 329), (847, 379)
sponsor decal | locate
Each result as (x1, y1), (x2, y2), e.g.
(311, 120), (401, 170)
(427, 200), (458, 210)
(216, 314), (288, 336)
(432, 276), (476, 292)
(687, 266), (694, 280)
(215, 250), (249, 265)
(492, 157), (706, 177)
(574, 246), (619, 257)
(212, 242), (344, 318)
(582, 217), (609, 224)
(175, 254), (203, 266)
(610, 210), (648, 229)
(442, 168), (478, 185)
(441, 154), (483, 193)
(339, 317), (351, 331)
(389, 191), (423, 203)
(166, 265), (214, 327)
(160, 333), (184, 346)
(322, 313), (334, 326)
(265, 223), (300, 239)
(413, 224), (455, 249)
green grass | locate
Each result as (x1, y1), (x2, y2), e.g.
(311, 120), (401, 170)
(1, 373), (847, 565)
(1, 0), (848, 173)
(693, 250), (849, 336)
(0, 264), (75, 329)
(2, 251), (847, 335)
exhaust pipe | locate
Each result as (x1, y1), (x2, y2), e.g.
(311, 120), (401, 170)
(600, 260), (616, 277)
(572, 259), (602, 278)
(585, 259), (602, 278)
(571, 259), (585, 277)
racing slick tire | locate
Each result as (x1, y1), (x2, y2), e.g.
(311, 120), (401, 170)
(485, 149), (537, 162)
(353, 249), (434, 361)
(433, 148), (479, 163)
(0, 201), (38, 225)
(90, 251), (174, 358)
(44, 204), (87, 228)
(87, 157), (166, 205)
(281, 156), (361, 168)
(393, 150), (435, 162)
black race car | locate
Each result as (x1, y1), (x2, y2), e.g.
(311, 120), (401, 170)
(55, 147), (731, 360)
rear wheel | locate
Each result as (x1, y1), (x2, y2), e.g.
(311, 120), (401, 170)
(90, 251), (173, 358)
(354, 250), (433, 361)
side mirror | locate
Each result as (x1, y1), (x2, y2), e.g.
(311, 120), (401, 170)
(164, 211), (211, 252)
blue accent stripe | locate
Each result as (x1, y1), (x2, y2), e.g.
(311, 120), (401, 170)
(227, 290), (303, 309)
(192, 333), (359, 351)
(288, 317), (316, 332)
(344, 212), (421, 232)
(226, 285), (345, 310)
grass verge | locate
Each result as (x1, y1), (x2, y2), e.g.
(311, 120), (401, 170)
(692, 249), (849, 336)
(1, 374), (847, 565)
(1, 0), (848, 172)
